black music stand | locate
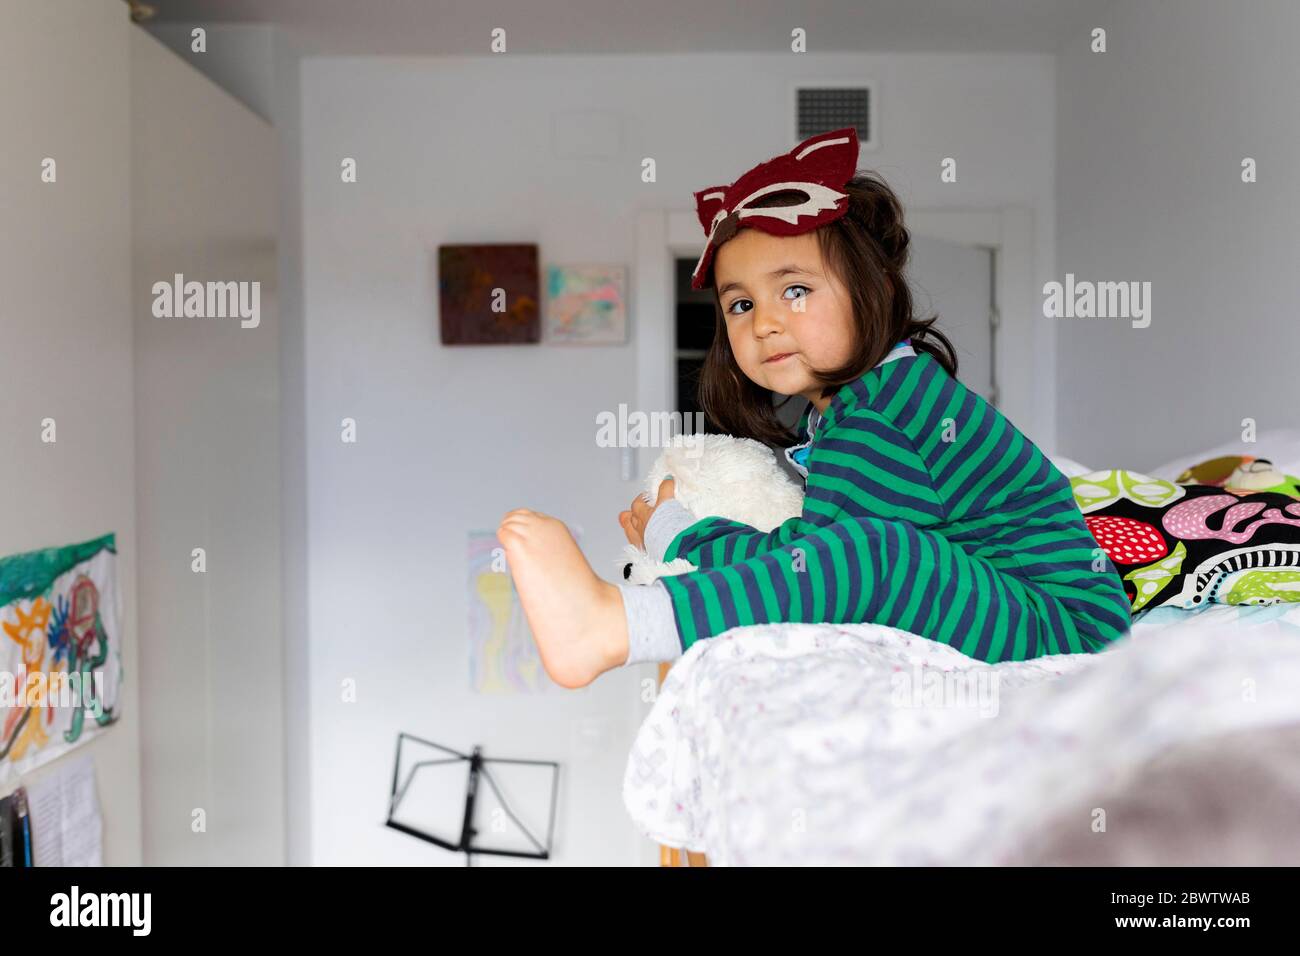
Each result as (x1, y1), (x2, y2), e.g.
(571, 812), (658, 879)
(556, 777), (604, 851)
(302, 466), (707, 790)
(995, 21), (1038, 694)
(384, 732), (559, 866)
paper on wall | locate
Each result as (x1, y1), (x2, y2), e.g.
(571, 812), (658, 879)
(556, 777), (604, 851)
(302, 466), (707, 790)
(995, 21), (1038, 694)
(27, 754), (103, 867)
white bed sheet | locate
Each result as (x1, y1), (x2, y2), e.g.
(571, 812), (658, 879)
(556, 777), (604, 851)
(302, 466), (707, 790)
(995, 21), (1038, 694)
(623, 605), (1300, 865)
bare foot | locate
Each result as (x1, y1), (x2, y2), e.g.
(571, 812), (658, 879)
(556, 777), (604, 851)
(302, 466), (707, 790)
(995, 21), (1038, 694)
(497, 508), (629, 688)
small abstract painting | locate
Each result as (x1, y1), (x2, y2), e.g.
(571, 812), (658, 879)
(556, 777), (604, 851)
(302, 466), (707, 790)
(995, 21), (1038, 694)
(438, 244), (540, 344)
(1, 534), (122, 786)
(545, 264), (627, 344)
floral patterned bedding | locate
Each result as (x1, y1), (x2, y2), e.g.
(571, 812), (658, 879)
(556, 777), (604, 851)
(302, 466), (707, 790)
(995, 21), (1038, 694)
(1071, 469), (1300, 613)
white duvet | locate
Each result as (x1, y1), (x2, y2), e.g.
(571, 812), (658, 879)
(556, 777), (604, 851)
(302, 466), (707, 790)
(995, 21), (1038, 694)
(622, 604), (1300, 865)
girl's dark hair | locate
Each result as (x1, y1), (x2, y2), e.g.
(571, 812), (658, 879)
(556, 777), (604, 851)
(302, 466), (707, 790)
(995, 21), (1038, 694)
(696, 171), (959, 448)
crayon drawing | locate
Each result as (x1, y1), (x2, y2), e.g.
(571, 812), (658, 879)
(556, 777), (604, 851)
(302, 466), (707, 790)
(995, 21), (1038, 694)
(1, 534), (122, 786)
(468, 530), (579, 694)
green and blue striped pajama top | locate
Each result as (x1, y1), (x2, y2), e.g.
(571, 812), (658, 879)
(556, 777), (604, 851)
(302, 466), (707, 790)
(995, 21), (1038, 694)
(654, 349), (1134, 663)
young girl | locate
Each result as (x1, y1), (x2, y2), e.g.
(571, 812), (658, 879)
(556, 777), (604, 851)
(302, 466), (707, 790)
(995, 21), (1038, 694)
(499, 128), (1133, 689)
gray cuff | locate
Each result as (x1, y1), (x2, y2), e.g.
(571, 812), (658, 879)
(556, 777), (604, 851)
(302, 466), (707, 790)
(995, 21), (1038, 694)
(617, 580), (683, 665)
(643, 497), (698, 562)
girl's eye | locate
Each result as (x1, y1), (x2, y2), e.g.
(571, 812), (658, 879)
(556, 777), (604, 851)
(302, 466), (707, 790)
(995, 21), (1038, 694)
(724, 286), (809, 315)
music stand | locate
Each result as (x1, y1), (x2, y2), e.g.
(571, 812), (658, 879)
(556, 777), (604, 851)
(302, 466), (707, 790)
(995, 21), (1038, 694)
(384, 732), (560, 866)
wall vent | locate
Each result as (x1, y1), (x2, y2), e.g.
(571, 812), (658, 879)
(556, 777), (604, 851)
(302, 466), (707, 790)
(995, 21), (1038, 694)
(794, 83), (875, 149)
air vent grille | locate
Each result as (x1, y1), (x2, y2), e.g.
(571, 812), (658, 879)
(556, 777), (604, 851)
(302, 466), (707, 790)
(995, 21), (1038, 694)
(796, 87), (871, 144)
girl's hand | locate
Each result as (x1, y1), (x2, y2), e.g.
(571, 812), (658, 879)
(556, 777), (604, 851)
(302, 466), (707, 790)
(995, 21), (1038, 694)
(619, 478), (675, 548)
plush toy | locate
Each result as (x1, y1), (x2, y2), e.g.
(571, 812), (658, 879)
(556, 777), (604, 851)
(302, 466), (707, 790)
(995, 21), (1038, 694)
(618, 434), (805, 585)
(1175, 455), (1300, 499)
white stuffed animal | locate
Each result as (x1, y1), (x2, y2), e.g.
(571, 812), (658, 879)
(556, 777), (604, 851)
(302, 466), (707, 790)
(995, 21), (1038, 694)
(619, 434), (805, 585)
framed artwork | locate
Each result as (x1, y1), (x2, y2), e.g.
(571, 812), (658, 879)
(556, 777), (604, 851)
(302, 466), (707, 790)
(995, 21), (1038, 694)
(438, 244), (540, 344)
(545, 264), (627, 344)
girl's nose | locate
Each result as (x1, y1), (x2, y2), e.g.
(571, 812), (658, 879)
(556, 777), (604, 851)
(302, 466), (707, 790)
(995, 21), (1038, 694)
(752, 304), (785, 337)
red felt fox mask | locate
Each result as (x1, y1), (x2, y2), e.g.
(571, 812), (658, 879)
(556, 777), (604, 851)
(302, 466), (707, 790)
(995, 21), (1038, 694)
(690, 127), (861, 291)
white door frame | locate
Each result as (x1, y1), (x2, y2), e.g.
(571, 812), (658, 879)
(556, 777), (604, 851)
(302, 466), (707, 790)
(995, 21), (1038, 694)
(633, 205), (1051, 458)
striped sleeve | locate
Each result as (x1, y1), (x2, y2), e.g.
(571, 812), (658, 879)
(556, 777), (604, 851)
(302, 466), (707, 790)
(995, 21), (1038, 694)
(665, 514), (814, 567)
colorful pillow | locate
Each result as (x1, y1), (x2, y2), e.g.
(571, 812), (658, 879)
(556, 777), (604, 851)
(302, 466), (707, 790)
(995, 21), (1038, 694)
(1071, 469), (1300, 613)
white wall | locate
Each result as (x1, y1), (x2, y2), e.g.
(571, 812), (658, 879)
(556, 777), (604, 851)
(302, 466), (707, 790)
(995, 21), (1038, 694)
(130, 27), (283, 865)
(299, 50), (1057, 864)
(0, 0), (142, 865)
(143, 15), (314, 868)
(1056, 0), (1300, 470)
(147, 23), (276, 123)
(140, 16), (315, 868)
(271, 28), (314, 870)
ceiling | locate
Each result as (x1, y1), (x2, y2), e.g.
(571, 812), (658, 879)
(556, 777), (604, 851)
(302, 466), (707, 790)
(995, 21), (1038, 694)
(142, 0), (1109, 56)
